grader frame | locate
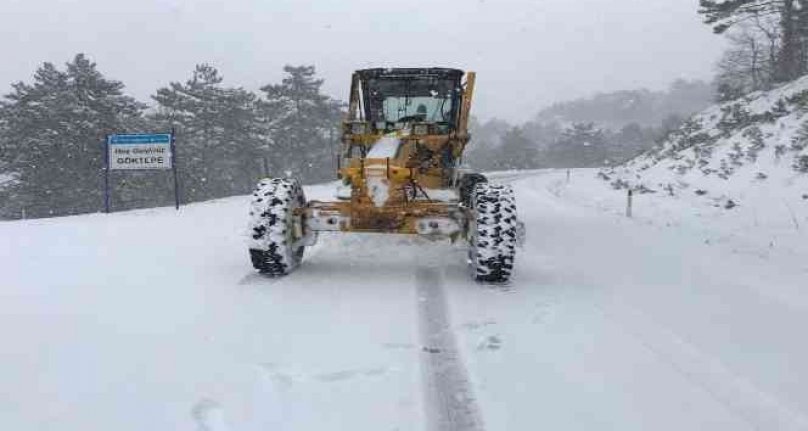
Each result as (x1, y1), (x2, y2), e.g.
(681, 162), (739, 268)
(300, 67), (477, 239)
(248, 67), (520, 282)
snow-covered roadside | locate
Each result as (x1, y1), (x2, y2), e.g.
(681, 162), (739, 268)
(546, 168), (808, 309)
(3, 170), (808, 430)
(446, 169), (808, 430)
(600, 74), (808, 255)
(0, 185), (426, 431)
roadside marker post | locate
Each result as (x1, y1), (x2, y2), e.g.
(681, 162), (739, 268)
(626, 189), (633, 218)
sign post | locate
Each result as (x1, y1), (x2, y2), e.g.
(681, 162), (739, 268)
(104, 135), (111, 213)
(105, 133), (177, 213)
(170, 128), (180, 210)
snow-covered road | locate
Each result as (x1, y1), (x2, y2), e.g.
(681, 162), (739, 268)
(2, 170), (807, 430)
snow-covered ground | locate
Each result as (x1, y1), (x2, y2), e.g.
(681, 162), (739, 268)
(603, 74), (808, 233)
(2, 170), (807, 430)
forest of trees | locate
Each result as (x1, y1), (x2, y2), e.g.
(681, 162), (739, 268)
(465, 119), (677, 172)
(0, 55), (719, 219)
(463, 81), (711, 172)
(533, 80), (714, 129)
(702, 0), (808, 100)
(0, 55), (341, 219)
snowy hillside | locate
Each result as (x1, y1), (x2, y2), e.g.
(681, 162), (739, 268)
(3, 171), (808, 430)
(602, 76), (808, 229)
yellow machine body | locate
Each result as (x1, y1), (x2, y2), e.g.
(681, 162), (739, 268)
(301, 68), (476, 238)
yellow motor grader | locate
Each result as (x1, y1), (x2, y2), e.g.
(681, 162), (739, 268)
(248, 68), (522, 282)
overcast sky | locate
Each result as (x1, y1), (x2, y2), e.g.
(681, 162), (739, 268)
(2, 0), (724, 122)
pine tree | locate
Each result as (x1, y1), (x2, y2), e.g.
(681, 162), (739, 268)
(463, 117), (514, 170)
(0, 54), (144, 218)
(546, 123), (610, 167)
(258, 65), (343, 183)
(699, 0), (808, 82)
(152, 64), (264, 202)
(496, 127), (538, 170)
(0, 97), (12, 174)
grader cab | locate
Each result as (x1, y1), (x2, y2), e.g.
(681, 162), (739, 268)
(247, 68), (522, 282)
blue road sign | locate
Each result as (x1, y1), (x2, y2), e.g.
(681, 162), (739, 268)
(108, 134), (172, 145)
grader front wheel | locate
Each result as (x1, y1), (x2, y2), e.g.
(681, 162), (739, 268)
(248, 178), (307, 276)
(458, 173), (488, 207)
(469, 183), (518, 283)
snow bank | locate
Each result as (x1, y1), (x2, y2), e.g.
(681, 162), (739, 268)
(600, 76), (808, 235)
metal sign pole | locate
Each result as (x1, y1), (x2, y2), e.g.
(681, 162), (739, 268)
(171, 127), (180, 210)
(104, 135), (111, 213)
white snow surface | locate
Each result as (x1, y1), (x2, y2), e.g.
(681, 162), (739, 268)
(2, 170), (808, 430)
(366, 135), (401, 159)
(364, 171), (390, 207)
(419, 187), (459, 202)
(604, 75), (808, 221)
(362, 134), (402, 207)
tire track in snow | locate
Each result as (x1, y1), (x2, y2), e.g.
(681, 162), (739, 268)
(417, 265), (485, 431)
(595, 295), (808, 431)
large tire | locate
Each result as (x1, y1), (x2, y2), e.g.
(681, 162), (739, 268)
(469, 183), (518, 282)
(458, 173), (487, 207)
(248, 178), (307, 276)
